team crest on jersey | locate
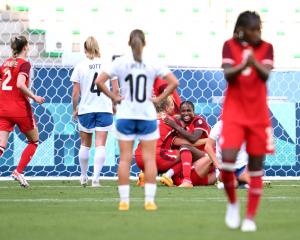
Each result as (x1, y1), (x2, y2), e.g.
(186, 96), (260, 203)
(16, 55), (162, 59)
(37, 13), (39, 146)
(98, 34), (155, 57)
(198, 119), (202, 125)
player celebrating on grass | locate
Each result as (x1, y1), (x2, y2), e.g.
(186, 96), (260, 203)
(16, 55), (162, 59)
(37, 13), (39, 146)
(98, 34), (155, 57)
(0, 36), (45, 187)
(220, 11), (274, 232)
(71, 36), (119, 187)
(96, 29), (179, 211)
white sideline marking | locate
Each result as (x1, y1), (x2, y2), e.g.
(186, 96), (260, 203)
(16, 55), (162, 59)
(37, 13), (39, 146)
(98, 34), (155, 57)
(0, 185), (115, 189)
(0, 196), (299, 203)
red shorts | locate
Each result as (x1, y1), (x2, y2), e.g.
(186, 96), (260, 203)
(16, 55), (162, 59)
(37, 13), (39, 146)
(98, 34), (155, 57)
(135, 149), (178, 173)
(0, 114), (37, 133)
(220, 121), (274, 155)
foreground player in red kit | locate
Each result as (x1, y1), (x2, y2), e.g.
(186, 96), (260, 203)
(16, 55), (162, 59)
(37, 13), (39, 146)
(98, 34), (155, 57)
(0, 36), (45, 187)
(220, 11), (274, 231)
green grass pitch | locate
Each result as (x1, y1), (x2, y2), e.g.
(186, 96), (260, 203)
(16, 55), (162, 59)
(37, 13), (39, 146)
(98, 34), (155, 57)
(0, 180), (299, 240)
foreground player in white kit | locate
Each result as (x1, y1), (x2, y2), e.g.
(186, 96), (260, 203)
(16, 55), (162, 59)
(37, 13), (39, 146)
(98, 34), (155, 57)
(71, 36), (119, 187)
(205, 120), (250, 188)
(96, 29), (179, 210)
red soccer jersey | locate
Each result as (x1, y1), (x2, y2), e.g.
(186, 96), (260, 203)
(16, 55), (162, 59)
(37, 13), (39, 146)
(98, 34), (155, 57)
(135, 115), (176, 156)
(221, 38), (273, 125)
(153, 77), (181, 114)
(0, 57), (32, 117)
(185, 115), (210, 151)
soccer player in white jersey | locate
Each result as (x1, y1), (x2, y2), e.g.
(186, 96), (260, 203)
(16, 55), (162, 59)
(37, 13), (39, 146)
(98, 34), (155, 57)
(96, 29), (179, 211)
(71, 36), (119, 187)
(205, 120), (250, 187)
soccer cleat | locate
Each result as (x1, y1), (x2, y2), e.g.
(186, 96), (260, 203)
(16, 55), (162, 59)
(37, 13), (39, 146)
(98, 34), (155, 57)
(144, 202), (158, 211)
(216, 181), (224, 190)
(11, 170), (29, 188)
(92, 179), (100, 187)
(263, 180), (271, 188)
(118, 201), (129, 211)
(178, 180), (193, 188)
(241, 218), (257, 232)
(225, 202), (240, 229)
(136, 171), (145, 187)
(80, 175), (89, 187)
(160, 174), (173, 187)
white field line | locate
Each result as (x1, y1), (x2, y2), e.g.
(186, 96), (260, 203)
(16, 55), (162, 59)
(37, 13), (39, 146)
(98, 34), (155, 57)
(0, 196), (299, 203)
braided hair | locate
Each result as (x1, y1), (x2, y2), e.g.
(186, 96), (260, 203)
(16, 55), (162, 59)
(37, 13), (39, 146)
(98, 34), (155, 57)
(233, 11), (261, 36)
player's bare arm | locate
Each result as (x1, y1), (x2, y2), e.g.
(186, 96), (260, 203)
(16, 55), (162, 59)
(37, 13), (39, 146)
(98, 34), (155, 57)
(252, 59), (273, 82)
(152, 73), (179, 104)
(72, 82), (80, 119)
(96, 72), (123, 104)
(164, 117), (203, 144)
(204, 138), (222, 169)
(222, 62), (248, 83)
(173, 137), (207, 147)
(16, 74), (45, 104)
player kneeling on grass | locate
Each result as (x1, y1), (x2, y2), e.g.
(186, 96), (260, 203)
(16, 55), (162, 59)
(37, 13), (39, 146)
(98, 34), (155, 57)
(96, 29), (179, 211)
(220, 11), (274, 232)
(71, 36), (119, 187)
(161, 101), (211, 187)
(205, 120), (250, 189)
(0, 36), (45, 187)
(135, 97), (183, 187)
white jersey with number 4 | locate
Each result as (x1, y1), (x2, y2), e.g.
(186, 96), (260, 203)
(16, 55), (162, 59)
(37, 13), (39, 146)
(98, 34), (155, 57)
(209, 120), (248, 169)
(70, 57), (112, 115)
(103, 54), (171, 120)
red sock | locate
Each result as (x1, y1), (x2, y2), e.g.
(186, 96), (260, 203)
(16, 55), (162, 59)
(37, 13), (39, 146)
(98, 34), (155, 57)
(181, 149), (192, 183)
(16, 142), (38, 173)
(246, 175), (263, 219)
(221, 168), (237, 204)
(0, 146), (5, 157)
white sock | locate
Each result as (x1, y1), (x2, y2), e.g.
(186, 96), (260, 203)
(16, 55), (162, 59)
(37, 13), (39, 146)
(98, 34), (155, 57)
(93, 146), (106, 182)
(79, 145), (90, 177)
(145, 183), (157, 203)
(118, 185), (130, 203)
(165, 169), (174, 178)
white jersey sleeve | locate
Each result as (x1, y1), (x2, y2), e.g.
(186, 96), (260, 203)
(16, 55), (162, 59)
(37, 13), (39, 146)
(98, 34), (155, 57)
(209, 120), (222, 141)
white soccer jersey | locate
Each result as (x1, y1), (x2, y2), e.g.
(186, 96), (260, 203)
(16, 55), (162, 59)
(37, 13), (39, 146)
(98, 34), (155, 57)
(103, 54), (171, 120)
(209, 120), (248, 169)
(70, 57), (113, 115)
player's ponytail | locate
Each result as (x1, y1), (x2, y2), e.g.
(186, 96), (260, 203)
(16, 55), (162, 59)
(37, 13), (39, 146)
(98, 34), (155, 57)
(10, 35), (28, 66)
(129, 29), (145, 63)
(84, 36), (100, 60)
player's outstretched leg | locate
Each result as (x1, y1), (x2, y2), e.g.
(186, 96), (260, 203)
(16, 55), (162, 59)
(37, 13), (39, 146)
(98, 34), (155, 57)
(141, 139), (158, 211)
(241, 156), (264, 232)
(118, 140), (134, 211)
(222, 149), (240, 229)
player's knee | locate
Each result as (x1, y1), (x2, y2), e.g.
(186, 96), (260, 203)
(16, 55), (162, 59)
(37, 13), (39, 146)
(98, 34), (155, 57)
(180, 144), (191, 151)
(248, 155), (264, 171)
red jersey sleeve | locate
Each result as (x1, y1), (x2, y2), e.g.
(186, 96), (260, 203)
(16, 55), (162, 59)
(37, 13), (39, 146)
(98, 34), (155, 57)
(19, 62), (31, 79)
(222, 40), (235, 65)
(193, 118), (210, 136)
(261, 43), (274, 66)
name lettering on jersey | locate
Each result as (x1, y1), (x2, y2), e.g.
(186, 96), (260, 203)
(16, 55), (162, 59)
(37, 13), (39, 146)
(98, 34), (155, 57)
(89, 64), (101, 70)
(130, 63), (146, 69)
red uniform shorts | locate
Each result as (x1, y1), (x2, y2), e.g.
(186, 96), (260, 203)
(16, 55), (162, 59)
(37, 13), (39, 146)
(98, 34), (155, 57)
(220, 121), (274, 155)
(0, 114), (37, 133)
(135, 149), (179, 173)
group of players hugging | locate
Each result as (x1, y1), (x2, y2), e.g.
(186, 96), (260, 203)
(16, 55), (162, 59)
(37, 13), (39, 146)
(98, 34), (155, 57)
(0, 10), (274, 231)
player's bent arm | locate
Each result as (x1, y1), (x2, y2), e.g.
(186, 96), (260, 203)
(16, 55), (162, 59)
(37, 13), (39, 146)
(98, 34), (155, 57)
(222, 62), (247, 83)
(72, 82), (80, 117)
(16, 74), (45, 104)
(252, 61), (273, 82)
(153, 73), (179, 103)
(173, 137), (192, 146)
(111, 78), (120, 96)
(96, 72), (122, 104)
(204, 138), (221, 169)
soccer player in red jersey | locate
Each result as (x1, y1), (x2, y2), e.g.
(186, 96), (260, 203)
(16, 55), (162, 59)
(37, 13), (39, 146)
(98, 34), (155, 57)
(135, 97), (180, 184)
(163, 101), (210, 187)
(153, 77), (181, 114)
(220, 11), (274, 232)
(0, 36), (45, 187)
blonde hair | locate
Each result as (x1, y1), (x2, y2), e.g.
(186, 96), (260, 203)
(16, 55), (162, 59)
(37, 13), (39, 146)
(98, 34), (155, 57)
(84, 36), (100, 59)
(155, 96), (173, 113)
(128, 29), (145, 62)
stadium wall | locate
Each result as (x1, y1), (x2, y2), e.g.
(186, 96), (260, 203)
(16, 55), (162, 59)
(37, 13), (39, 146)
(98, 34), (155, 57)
(0, 67), (299, 178)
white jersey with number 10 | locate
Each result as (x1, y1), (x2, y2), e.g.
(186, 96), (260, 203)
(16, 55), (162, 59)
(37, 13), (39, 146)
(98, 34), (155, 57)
(104, 54), (171, 120)
(70, 58), (112, 115)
